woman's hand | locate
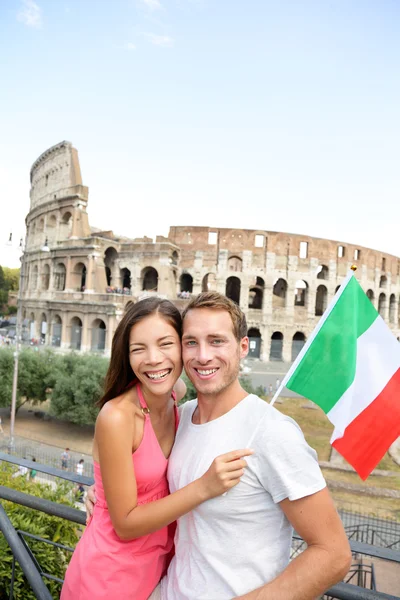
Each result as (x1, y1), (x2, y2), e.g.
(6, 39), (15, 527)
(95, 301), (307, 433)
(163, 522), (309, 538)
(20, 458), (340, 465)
(198, 449), (254, 500)
(85, 485), (97, 524)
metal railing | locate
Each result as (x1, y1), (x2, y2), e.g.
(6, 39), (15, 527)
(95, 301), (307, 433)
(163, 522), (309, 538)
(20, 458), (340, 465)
(0, 455), (399, 600)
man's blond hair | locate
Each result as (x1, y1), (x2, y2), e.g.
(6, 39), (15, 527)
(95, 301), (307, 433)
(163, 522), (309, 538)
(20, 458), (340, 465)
(181, 292), (247, 341)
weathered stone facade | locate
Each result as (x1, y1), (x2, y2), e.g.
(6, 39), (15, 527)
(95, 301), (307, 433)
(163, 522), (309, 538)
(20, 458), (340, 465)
(20, 142), (400, 358)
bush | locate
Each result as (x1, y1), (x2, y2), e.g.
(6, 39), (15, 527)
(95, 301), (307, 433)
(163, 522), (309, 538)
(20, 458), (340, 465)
(0, 463), (81, 599)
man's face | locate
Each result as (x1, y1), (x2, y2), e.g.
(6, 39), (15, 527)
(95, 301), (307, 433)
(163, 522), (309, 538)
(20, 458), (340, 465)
(182, 308), (249, 396)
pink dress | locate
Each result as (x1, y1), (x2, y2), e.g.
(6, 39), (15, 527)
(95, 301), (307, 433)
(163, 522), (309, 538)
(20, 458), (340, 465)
(61, 386), (178, 600)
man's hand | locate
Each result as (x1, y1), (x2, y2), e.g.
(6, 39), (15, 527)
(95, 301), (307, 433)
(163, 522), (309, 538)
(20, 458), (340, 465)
(85, 485), (96, 524)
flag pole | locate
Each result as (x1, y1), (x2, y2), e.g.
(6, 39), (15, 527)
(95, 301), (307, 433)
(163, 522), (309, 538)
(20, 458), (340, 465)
(269, 266), (357, 407)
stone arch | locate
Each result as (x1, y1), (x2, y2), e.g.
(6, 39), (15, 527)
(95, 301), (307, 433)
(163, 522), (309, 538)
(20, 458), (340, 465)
(270, 331), (283, 361)
(120, 267), (131, 290)
(248, 327), (261, 359)
(227, 256), (242, 272)
(294, 280), (308, 307)
(54, 263), (66, 291)
(317, 265), (329, 280)
(104, 247), (119, 287)
(248, 277), (264, 309)
(142, 267), (158, 291)
(40, 313), (47, 342)
(315, 285), (328, 316)
(60, 211), (72, 239)
(41, 264), (50, 290)
(31, 265), (38, 289)
(380, 275), (387, 288)
(202, 273), (216, 292)
(273, 278), (287, 308)
(378, 293), (386, 317)
(171, 251), (179, 266)
(38, 218), (45, 232)
(71, 262), (86, 291)
(70, 316), (83, 350)
(292, 332), (306, 361)
(180, 273), (193, 293)
(91, 318), (106, 352)
(52, 314), (62, 347)
(226, 276), (241, 304)
(366, 289), (374, 303)
(389, 294), (396, 323)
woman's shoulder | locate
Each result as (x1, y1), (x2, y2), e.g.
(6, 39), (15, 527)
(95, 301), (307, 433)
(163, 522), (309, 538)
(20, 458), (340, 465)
(96, 391), (141, 428)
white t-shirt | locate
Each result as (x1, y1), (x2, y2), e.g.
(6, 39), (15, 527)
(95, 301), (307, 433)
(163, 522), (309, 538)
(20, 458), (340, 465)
(162, 395), (326, 600)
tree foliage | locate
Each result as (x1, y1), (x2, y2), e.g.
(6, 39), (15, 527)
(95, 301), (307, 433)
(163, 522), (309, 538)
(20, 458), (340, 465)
(2, 266), (20, 291)
(0, 463), (81, 600)
(49, 353), (109, 425)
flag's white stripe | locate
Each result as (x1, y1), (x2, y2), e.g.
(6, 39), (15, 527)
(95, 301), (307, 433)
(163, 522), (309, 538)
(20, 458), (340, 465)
(329, 315), (400, 443)
(270, 270), (354, 406)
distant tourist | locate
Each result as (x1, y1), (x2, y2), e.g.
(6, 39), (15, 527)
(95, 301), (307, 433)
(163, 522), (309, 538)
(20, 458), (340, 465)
(30, 458), (37, 481)
(12, 462), (28, 479)
(275, 377), (280, 392)
(61, 448), (70, 470)
(76, 459), (84, 476)
(268, 383), (273, 396)
(0, 416), (3, 435)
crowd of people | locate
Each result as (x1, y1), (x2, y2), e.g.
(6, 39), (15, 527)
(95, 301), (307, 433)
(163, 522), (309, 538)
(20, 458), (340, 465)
(105, 286), (132, 295)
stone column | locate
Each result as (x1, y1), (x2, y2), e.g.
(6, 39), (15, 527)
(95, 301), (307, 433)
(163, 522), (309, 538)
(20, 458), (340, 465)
(282, 333), (292, 363)
(81, 313), (90, 352)
(65, 256), (72, 291)
(61, 313), (69, 350)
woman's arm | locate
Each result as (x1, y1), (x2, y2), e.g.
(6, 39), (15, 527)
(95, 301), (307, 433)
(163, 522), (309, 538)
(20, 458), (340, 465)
(96, 407), (252, 541)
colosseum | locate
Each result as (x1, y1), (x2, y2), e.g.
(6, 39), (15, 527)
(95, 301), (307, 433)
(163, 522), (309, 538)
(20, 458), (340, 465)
(20, 141), (400, 360)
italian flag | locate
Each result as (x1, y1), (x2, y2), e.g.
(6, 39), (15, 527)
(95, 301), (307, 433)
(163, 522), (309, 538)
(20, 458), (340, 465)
(272, 271), (400, 480)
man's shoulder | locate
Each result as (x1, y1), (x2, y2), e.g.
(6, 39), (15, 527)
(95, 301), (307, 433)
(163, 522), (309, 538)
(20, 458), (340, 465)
(246, 395), (304, 439)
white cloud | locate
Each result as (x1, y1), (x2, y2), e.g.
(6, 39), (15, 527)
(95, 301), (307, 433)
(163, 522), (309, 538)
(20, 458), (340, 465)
(124, 42), (136, 50)
(140, 0), (162, 10)
(17, 0), (42, 28)
(144, 33), (174, 47)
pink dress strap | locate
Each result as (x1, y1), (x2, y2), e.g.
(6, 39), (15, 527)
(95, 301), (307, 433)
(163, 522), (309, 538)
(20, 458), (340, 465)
(136, 384), (150, 415)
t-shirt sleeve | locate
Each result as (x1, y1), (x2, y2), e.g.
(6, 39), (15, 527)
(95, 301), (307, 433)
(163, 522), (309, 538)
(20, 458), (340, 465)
(252, 416), (326, 504)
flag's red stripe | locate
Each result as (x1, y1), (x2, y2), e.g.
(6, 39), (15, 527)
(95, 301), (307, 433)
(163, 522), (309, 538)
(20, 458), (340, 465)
(332, 367), (400, 480)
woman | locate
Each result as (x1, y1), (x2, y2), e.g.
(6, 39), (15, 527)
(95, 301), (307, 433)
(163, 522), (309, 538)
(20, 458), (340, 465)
(61, 297), (251, 600)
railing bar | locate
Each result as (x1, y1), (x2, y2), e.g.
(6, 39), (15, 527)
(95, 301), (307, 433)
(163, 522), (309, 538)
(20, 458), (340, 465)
(0, 485), (86, 525)
(0, 504), (53, 600)
(42, 573), (65, 584)
(293, 535), (400, 563)
(10, 555), (16, 600)
(325, 582), (400, 599)
(18, 529), (76, 551)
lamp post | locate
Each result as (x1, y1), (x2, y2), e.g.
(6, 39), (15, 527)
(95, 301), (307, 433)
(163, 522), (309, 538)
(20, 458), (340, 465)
(8, 235), (49, 451)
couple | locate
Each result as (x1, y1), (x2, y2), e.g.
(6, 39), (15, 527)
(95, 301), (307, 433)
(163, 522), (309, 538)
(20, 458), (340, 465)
(61, 292), (351, 600)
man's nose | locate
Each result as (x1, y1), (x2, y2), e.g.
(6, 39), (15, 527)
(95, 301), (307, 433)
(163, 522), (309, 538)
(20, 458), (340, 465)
(196, 343), (213, 364)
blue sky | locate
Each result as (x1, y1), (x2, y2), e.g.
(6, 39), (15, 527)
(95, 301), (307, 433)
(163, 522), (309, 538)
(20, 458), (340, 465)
(1, 0), (399, 267)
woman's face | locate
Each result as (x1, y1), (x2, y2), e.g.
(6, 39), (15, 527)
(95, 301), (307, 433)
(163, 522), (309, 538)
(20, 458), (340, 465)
(129, 313), (182, 396)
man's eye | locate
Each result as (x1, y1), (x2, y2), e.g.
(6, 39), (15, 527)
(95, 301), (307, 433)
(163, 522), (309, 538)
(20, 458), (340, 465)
(212, 339), (223, 345)
(186, 341), (197, 346)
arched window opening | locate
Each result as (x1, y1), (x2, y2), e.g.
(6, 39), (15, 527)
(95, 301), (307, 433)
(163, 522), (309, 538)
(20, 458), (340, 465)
(378, 293), (386, 318)
(315, 285), (328, 316)
(269, 332), (283, 361)
(171, 251), (179, 266)
(121, 268), (131, 290)
(72, 262), (86, 291)
(70, 317), (83, 350)
(292, 332), (306, 361)
(226, 276), (241, 304)
(273, 278), (287, 308)
(52, 315), (62, 347)
(202, 273), (216, 292)
(104, 247), (118, 287)
(248, 277), (264, 309)
(366, 289), (374, 302)
(389, 294), (396, 324)
(142, 267), (158, 291)
(317, 265), (329, 280)
(248, 328), (261, 359)
(40, 313), (47, 343)
(294, 280), (308, 307)
(380, 276), (387, 288)
(180, 273), (193, 294)
(91, 319), (106, 352)
(60, 212), (72, 239)
(227, 256), (242, 272)
(54, 263), (66, 291)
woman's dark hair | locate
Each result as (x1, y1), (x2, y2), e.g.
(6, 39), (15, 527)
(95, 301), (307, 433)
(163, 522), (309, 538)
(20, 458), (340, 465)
(98, 297), (182, 408)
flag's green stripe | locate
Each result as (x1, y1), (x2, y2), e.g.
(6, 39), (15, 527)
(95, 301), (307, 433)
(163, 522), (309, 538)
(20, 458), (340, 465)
(286, 276), (378, 413)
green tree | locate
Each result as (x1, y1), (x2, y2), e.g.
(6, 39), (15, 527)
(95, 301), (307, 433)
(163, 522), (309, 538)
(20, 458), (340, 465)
(0, 265), (5, 290)
(0, 463), (80, 600)
(2, 266), (20, 291)
(0, 348), (13, 408)
(50, 353), (109, 425)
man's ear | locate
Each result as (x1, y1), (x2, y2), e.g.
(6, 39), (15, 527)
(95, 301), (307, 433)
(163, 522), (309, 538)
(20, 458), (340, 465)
(240, 336), (249, 359)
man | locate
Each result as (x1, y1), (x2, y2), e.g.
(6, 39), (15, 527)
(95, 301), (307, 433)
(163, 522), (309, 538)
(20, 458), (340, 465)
(61, 447), (70, 470)
(88, 292), (351, 599)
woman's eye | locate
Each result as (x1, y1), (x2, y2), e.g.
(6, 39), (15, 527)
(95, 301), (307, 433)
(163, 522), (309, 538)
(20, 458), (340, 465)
(161, 342), (173, 347)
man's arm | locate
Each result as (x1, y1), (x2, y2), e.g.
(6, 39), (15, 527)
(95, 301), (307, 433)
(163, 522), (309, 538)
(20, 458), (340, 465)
(236, 488), (351, 600)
